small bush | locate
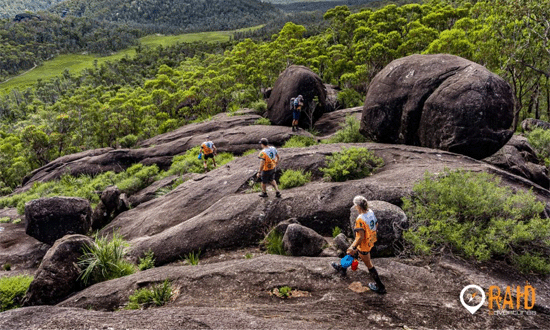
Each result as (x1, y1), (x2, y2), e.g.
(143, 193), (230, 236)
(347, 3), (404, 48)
(278, 286), (292, 298)
(253, 117), (271, 125)
(117, 164), (159, 194)
(164, 147), (234, 177)
(119, 134), (138, 148)
(279, 169), (311, 189)
(2, 263), (11, 271)
(326, 116), (366, 143)
(282, 136), (317, 148)
(126, 280), (172, 310)
(402, 169), (550, 274)
(185, 250), (200, 266)
(320, 147), (384, 182)
(244, 253), (253, 259)
(0, 217), (10, 223)
(0, 275), (33, 312)
(263, 230), (286, 255)
(138, 250), (155, 271)
(527, 128), (550, 165)
(78, 233), (136, 285)
(12, 218), (21, 224)
(332, 226), (342, 238)
(250, 100), (267, 113)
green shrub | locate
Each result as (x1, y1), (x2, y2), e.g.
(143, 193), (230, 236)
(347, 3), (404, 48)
(253, 117), (271, 125)
(337, 88), (364, 109)
(527, 128), (550, 165)
(320, 147), (383, 182)
(402, 169), (550, 274)
(119, 134), (138, 148)
(244, 253), (253, 259)
(185, 250), (200, 266)
(263, 230), (286, 255)
(282, 135), (317, 148)
(278, 286), (292, 298)
(326, 116), (366, 143)
(78, 233), (136, 285)
(117, 164), (159, 194)
(138, 250), (155, 271)
(250, 100), (267, 113)
(279, 169), (311, 189)
(164, 147), (234, 177)
(12, 218), (21, 224)
(0, 217), (10, 223)
(0, 275), (33, 312)
(126, 280), (172, 310)
(3, 263), (11, 271)
(332, 226), (342, 238)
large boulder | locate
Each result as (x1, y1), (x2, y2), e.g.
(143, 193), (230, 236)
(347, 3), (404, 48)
(23, 234), (94, 306)
(267, 65), (327, 127)
(484, 135), (549, 189)
(25, 197), (92, 245)
(349, 201), (408, 257)
(313, 106), (363, 137)
(282, 224), (326, 257)
(360, 54), (514, 159)
(0, 208), (48, 270)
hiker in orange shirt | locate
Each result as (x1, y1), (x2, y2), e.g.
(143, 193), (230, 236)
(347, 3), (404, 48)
(256, 138), (281, 198)
(332, 195), (386, 294)
(199, 139), (217, 172)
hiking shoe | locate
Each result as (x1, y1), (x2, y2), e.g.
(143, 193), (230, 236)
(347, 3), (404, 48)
(259, 192), (268, 198)
(331, 262), (347, 276)
(275, 191), (281, 198)
(367, 282), (387, 294)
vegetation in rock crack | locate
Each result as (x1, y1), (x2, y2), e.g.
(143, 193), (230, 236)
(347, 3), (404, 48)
(242, 149), (259, 156)
(262, 230), (286, 256)
(325, 116), (367, 144)
(138, 250), (156, 271)
(278, 169), (312, 189)
(2, 263), (11, 271)
(402, 168), (550, 274)
(244, 253), (253, 259)
(185, 250), (201, 266)
(0, 217), (10, 223)
(282, 135), (317, 148)
(253, 117), (271, 125)
(78, 233), (136, 285)
(332, 226), (342, 238)
(320, 147), (384, 182)
(278, 286), (292, 298)
(125, 280), (172, 310)
(0, 275), (33, 312)
(162, 147), (234, 177)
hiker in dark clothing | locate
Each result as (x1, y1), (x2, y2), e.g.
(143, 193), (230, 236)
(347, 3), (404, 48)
(291, 95), (304, 132)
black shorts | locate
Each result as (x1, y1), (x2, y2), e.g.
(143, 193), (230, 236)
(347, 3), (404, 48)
(292, 110), (301, 120)
(203, 153), (214, 160)
(261, 169), (275, 183)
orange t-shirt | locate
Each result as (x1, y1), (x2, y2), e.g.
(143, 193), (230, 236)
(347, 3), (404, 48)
(258, 146), (278, 171)
(354, 210), (378, 252)
(201, 141), (214, 155)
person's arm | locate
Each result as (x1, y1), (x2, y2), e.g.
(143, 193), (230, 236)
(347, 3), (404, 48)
(275, 154), (280, 165)
(257, 159), (265, 177)
(347, 229), (365, 255)
(213, 144), (217, 155)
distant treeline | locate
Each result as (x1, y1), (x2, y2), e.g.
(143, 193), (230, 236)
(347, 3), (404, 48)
(0, 0), (65, 19)
(0, 13), (142, 81)
(274, 0), (417, 12)
(49, 0), (280, 34)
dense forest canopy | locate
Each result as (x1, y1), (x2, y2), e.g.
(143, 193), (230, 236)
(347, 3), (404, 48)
(0, 0), (65, 19)
(0, 0), (549, 196)
(49, 0), (279, 34)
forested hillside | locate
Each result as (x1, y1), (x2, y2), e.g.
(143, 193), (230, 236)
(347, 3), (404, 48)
(49, 0), (279, 34)
(0, 13), (142, 81)
(0, 0), (64, 19)
(0, 0), (549, 197)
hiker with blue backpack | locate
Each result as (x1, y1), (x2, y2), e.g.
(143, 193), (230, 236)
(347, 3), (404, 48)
(291, 95), (304, 132)
(331, 195), (386, 294)
(199, 139), (217, 172)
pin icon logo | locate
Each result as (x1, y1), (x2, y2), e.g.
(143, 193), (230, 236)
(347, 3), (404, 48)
(460, 285), (485, 314)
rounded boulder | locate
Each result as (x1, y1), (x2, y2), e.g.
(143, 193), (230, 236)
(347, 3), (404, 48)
(360, 54), (514, 159)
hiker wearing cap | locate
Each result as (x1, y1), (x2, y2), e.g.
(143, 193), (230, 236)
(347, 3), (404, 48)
(256, 138), (281, 198)
(199, 139), (217, 172)
(291, 95), (304, 132)
(331, 195), (386, 294)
